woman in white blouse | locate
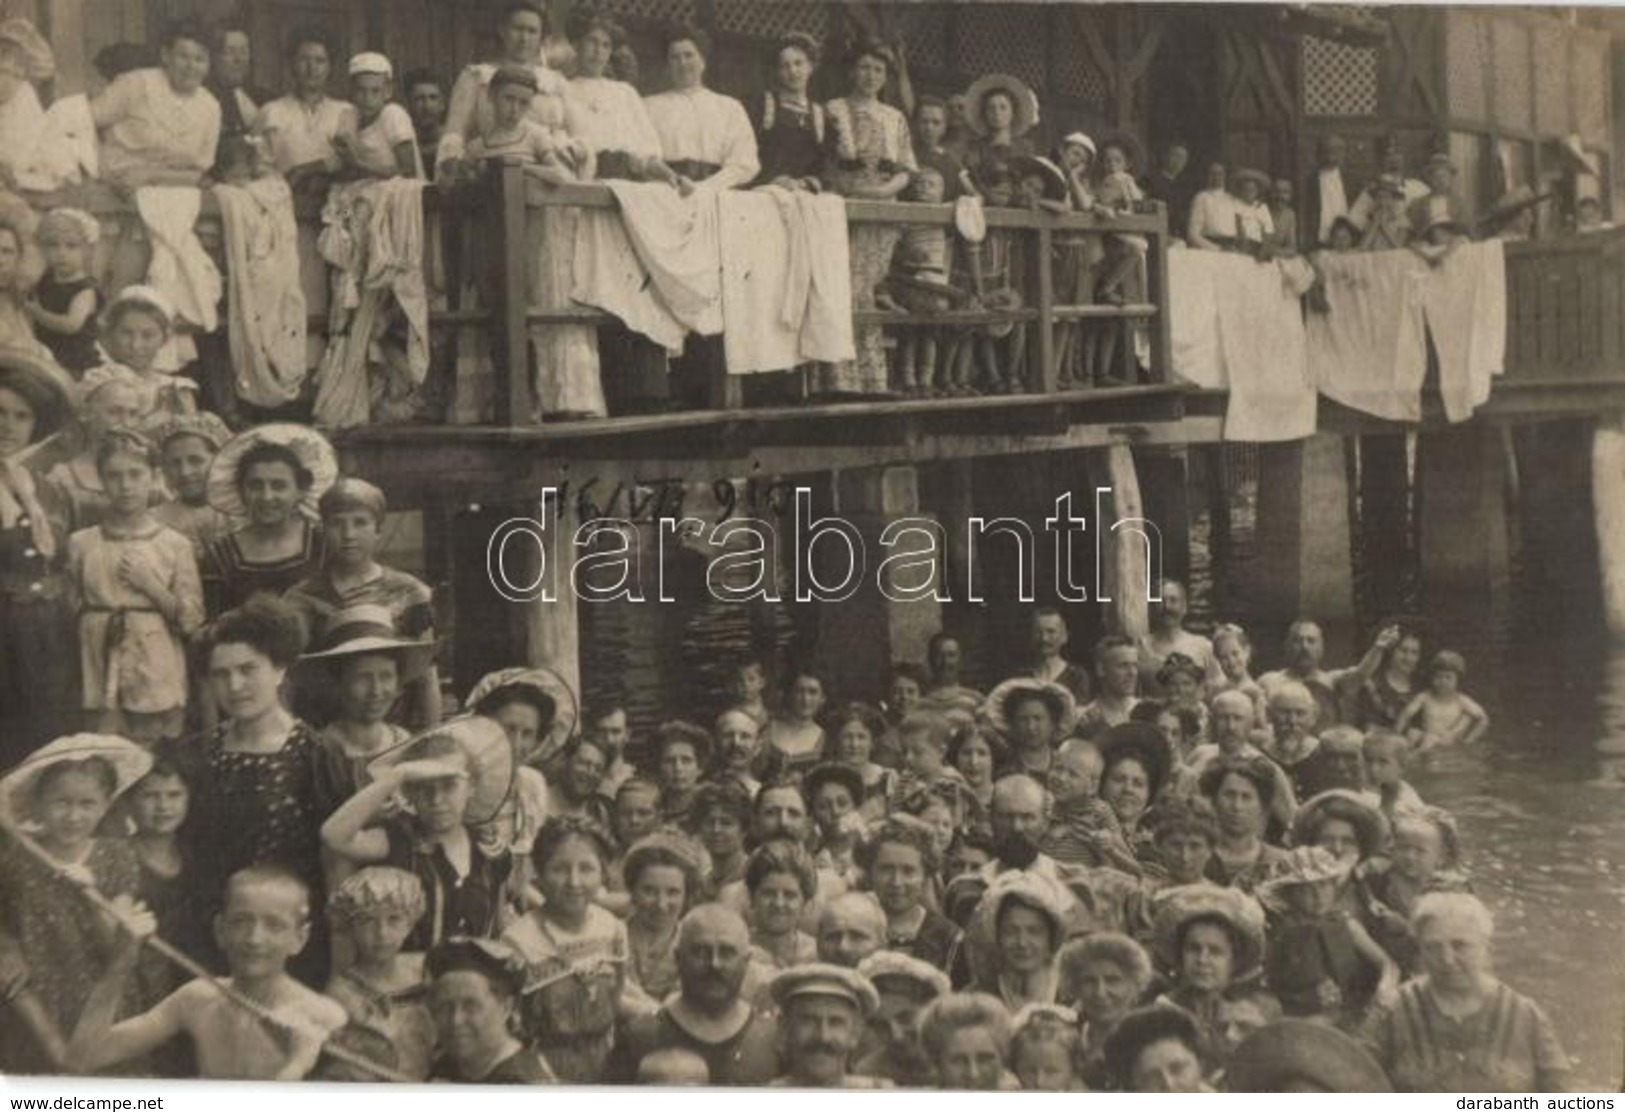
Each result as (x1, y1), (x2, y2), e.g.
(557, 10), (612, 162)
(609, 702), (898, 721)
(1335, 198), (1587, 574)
(564, 13), (665, 184)
(641, 28), (760, 195)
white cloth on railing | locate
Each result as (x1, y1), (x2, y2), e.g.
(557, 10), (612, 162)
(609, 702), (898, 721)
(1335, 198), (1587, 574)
(1218, 255), (1316, 442)
(213, 175), (308, 409)
(1307, 249), (1429, 421)
(134, 186), (221, 371)
(570, 202), (685, 352)
(14, 94), (96, 191)
(717, 187), (854, 373)
(1423, 239), (1506, 424)
(1167, 249), (1316, 440)
(598, 180), (723, 336)
(1167, 245), (1225, 389)
(314, 178), (429, 428)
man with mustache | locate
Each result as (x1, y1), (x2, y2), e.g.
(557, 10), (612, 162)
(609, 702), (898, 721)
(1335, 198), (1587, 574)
(853, 951), (951, 1086)
(1258, 620), (1392, 731)
(943, 776), (1084, 929)
(608, 905), (779, 1085)
(768, 964), (891, 1088)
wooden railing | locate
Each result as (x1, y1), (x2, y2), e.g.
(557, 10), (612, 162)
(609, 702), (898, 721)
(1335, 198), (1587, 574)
(46, 168), (1172, 428)
(1503, 227), (1625, 388)
(478, 164), (1175, 426)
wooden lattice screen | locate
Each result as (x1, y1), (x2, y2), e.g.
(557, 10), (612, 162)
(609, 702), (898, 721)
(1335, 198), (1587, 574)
(713, 0), (828, 41)
(1302, 34), (1378, 117)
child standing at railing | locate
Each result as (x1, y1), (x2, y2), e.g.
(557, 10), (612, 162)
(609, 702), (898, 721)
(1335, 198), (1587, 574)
(26, 209), (102, 376)
(91, 287), (199, 421)
(878, 167), (960, 396)
(1053, 133), (1110, 389)
(1092, 137), (1151, 385)
(458, 65), (603, 422)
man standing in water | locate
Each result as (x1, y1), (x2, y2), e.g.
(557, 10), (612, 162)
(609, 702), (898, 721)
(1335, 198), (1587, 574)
(1259, 620), (1397, 731)
(1019, 606), (1092, 704)
(1078, 634), (1141, 736)
(610, 906), (780, 1085)
(1136, 578), (1220, 697)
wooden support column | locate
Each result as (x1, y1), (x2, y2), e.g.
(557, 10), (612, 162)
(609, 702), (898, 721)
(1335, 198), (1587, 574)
(1592, 413), (1625, 638)
(1417, 426), (1512, 648)
(1094, 443), (1151, 640)
(491, 163), (535, 426)
(1514, 420), (1600, 634)
(1250, 434), (1356, 660)
(1357, 433), (1411, 622)
(813, 466), (943, 700)
(1135, 447), (1191, 588)
(521, 489), (583, 700)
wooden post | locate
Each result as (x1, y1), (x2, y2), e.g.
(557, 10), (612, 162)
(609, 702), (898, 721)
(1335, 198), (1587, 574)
(1136, 447), (1191, 587)
(814, 466), (943, 700)
(1098, 443), (1150, 640)
(1417, 425), (1513, 650)
(1357, 433), (1411, 621)
(1035, 224), (1056, 393)
(523, 487), (583, 700)
(1145, 213), (1173, 384)
(1592, 412), (1625, 638)
(491, 163), (534, 426)
(1249, 434), (1355, 660)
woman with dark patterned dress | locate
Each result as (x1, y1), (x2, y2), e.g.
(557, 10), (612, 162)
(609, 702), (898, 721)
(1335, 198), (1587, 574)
(168, 595), (330, 987)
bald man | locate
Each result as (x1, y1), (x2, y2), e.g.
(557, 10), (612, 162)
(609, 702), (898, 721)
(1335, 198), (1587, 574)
(1264, 681), (1342, 803)
(1180, 690), (1298, 826)
(816, 894), (887, 969)
(608, 905), (780, 1085)
(943, 775), (1086, 930)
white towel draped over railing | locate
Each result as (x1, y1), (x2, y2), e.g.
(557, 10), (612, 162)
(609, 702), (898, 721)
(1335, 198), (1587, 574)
(1169, 242), (1508, 440)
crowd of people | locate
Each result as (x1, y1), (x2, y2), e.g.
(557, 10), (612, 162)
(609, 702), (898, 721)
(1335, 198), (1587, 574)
(0, 459), (1574, 1091)
(0, 0), (1592, 1093)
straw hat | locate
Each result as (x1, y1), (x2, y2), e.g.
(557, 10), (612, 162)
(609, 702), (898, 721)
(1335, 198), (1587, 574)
(984, 677), (1077, 737)
(858, 950), (951, 1002)
(1009, 155), (1069, 203)
(1060, 132), (1096, 159)
(1291, 789), (1389, 858)
(206, 422), (338, 521)
(1232, 167), (1271, 193)
(621, 830), (712, 890)
(769, 962), (880, 1018)
(154, 411), (232, 453)
(1151, 883), (1266, 977)
(369, 716), (516, 826)
(1256, 845), (1351, 907)
(0, 346), (75, 443)
(963, 72), (1039, 138)
(465, 666), (579, 768)
(293, 604), (438, 684)
(963, 871), (1074, 988)
(1226, 1019), (1393, 1092)
(1, 734), (153, 829)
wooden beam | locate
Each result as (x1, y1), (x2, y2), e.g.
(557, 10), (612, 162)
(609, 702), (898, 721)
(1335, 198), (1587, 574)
(492, 163), (534, 426)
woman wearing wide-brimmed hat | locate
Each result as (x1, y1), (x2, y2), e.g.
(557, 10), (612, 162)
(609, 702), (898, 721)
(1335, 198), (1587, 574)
(983, 677), (1076, 784)
(1257, 844), (1397, 1029)
(199, 422), (336, 616)
(0, 734), (150, 1045)
(1150, 883), (1273, 1071)
(960, 71), (1039, 192)
(0, 346), (79, 758)
(963, 871), (1072, 1010)
(284, 476), (442, 729)
(293, 602), (437, 805)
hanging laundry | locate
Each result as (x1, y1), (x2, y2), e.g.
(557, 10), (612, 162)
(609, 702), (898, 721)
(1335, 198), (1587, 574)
(1307, 248), (1429, 422)
(213, 175), (308, 410)
(133, 186), (222, 371)
(1422, 239), (1507, 423)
